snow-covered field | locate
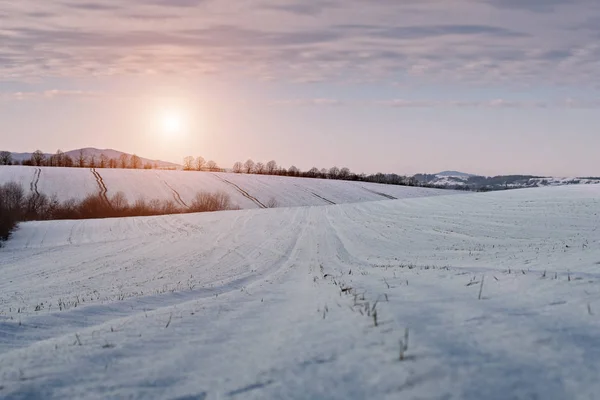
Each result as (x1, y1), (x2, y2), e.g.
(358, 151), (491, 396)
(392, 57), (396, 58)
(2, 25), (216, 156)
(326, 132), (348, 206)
(0, 166), (453, 208)
(1, 185), (600, 399)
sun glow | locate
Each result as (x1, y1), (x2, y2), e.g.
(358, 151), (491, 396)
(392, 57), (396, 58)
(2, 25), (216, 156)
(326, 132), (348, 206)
(161, 112), (183, 135)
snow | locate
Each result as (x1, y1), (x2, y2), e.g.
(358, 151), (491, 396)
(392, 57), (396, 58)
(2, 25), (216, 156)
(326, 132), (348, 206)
(0, 166), (98, 201)
(0, 166), (455, 207)
(530, 177), (600, 186)
(1, 185), (600, 399)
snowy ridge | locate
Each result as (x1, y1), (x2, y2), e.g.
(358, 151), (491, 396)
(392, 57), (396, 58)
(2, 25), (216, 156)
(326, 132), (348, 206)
(1, 185), (600, 399)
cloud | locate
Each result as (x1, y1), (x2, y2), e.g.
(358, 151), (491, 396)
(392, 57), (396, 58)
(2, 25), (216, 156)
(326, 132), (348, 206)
(0, 90), (105, 101)
(377, 98), (600, 109)
(62, 2), (122, 11)
(144, 0), (209, 7)
(270, 98), (343, 106)
(261, 0), (338, 16)
(484, 0), (581, 12)
(0, 0), (599, 87)
(25, 11), (55, 17)
(370, 25), (528, 40)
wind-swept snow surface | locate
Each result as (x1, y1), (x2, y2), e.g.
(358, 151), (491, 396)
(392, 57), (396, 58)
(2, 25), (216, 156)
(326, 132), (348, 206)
(1, 186), (600, 399)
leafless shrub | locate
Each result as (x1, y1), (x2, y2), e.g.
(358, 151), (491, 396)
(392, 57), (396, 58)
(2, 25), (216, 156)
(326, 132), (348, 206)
(0, 180), (238, 244)
(190, 191), (233, 212)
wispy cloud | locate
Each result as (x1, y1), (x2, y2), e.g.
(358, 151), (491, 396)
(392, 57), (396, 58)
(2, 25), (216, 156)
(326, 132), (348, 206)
(0, 90), (105, 101)
(377, 98), (600, 109)
(0, 0), (599, 86)
(62, 2), (122, 11)
(270, 98), (343, 106)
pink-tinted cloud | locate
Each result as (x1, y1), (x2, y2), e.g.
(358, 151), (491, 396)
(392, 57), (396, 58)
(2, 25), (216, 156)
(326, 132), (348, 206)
(0, 0), (599, 86)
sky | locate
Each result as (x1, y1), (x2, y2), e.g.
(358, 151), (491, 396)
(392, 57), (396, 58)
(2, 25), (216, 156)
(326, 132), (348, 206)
(1, 0), (599, 177)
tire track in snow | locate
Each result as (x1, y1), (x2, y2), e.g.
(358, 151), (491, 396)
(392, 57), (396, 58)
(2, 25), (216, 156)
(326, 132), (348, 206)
(310, 191), (336, 205)
(211, 173), (267, 209)
(29, 168), (41, 197)
(292, 183), (336, 206)
(90, 168), (111, 207)
(155, 173), (189, 208)
(360, 186), (397, 200)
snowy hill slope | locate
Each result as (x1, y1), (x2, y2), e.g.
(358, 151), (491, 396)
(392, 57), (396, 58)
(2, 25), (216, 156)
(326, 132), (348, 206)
(1, 185), (599, 399)
(0, 166), (455, 208)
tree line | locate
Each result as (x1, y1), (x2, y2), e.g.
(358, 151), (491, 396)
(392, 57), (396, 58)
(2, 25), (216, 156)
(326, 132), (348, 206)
(182, 156), (421, 187)
(182, 156), (222, 172)
(0, 150), (164, 170)
(0, 181), (236, 244)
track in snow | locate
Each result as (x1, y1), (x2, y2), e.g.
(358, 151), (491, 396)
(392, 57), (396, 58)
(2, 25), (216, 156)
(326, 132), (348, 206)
(360, 186), (397, 200)
(212, 173), (267, 208)
(156, 173), (189, 208)
(90, 168), (110, 206)
(29, 168), (41, 197)
(309, 191), (336, 205)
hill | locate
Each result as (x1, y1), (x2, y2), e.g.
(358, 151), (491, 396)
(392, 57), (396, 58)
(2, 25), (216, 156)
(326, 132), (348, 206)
(0, 165), (456, 209)
(5, 148), (180, 169)
(1, 185), (599, 398)
(434, 170), (476, 178)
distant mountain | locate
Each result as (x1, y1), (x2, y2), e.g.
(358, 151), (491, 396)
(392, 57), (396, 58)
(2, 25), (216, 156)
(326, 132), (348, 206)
(6, 148), (180, 169)
(435, 171), (477, 178)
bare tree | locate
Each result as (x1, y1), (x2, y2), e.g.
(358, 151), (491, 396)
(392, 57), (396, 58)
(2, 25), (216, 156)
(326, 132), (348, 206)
(255, 162), (265, 174)
(89, 155), (96, 168)
(64, 155), (74, 168)
(109, 158), (117, 168)
(130, 154), (141, 169)
(206, 160), (218, 171)
(119, 154), (129, 169)
(288, 165), (299, 176)
(232, 162), (243, 173)
(0, 182), (24, 213)
(307, 167), (319, 178)
(195, 156), (206, 171)
(266, 160), (277, 175)
(48, 150), (65, 167)
(183, 156), (194, 171)
(144, 162), (153, 169)
(77, 149), (87, 168)
(31, 150), (46, 166)
(244, 159), (255, 174)
(110, 191), (129, 211)
(190, 191), (232, 212)
(0, 151), (12, 165)
(99, 154), (108, 169)
(339, 167), (351, 180)
(328, 166), (340, 179)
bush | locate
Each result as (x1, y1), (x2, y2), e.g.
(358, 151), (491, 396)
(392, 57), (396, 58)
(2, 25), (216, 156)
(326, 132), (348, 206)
(190, 191), (232, 212)
(0, 182), (24, 241)
(0, 181), (237, 244)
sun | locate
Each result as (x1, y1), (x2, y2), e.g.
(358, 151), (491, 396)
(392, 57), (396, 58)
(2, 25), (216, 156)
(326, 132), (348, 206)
(161, 112), (183, 135)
